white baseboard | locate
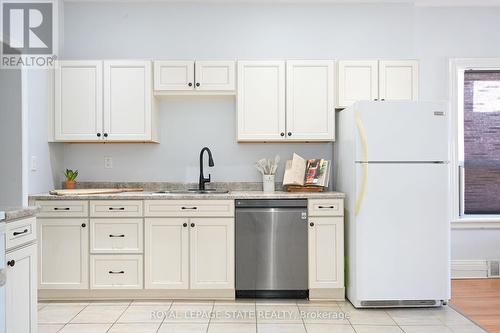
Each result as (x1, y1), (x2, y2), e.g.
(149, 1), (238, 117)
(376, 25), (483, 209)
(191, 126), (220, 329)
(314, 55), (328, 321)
(451, 260), (488, 279)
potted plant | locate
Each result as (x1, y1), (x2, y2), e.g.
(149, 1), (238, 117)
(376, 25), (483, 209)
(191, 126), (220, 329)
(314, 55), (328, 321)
(64, 169), (78, 189)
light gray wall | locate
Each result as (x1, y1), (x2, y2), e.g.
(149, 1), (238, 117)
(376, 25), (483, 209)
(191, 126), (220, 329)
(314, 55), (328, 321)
(26, 69), (64, 194)
(57, 2), (500, 261)
(0, 68), (23, 207)
(61, 2), (417, 184)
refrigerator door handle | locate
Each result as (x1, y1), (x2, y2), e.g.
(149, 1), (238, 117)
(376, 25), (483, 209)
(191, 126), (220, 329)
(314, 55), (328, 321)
(355, 113), (368, 216)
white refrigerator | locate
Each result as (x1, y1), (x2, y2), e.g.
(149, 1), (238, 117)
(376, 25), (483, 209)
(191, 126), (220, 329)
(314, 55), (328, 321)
(334, 101), (451, 308)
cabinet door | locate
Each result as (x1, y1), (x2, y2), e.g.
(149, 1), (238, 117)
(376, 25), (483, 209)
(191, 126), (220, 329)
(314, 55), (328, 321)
(308, 217), (344, 289)
(154, 60), (194, 91)
(237, 61), (286, 141)
(144, 218), (189, 289)
(6, 244), (37, 333)
(379, 60), (419, 101)
(337, 60), (378, 108)
(103, 60), (152, 141)
(286, 60), (335, 141)
(54, 60), (103, 141)
(190, 218), (234, 289)
(38, 219), (89, 289)
(195, 61), (235, 91)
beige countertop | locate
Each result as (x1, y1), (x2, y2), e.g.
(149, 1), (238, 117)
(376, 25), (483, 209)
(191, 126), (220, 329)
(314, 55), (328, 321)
(29, 190), (345, 201)
(0, 206), (40, 222)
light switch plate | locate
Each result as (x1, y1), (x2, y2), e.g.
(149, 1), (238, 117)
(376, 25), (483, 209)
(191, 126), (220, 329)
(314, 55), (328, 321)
(104, 156), (113, 169)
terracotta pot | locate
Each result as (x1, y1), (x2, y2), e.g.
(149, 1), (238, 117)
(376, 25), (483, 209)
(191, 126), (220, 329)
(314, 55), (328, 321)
(65, 180), (76, 189)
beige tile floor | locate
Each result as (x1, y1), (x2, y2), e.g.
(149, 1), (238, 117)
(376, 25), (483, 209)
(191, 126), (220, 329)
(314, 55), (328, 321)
(38, 299), (488, 333)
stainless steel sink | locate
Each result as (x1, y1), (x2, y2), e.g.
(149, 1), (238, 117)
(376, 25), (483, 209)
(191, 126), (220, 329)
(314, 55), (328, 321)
(154, 189), (229, 194)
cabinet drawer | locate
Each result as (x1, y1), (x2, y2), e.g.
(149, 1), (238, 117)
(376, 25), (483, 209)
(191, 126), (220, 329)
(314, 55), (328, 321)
(90, 219), (143, 254)
(6, 217), (36, 250)
(308, 199), (344, 216)
(145, 200), (234, 217)
(90, 255), (143, 289)
(90, 201), (143, 217)
(37, 200), (88, 217)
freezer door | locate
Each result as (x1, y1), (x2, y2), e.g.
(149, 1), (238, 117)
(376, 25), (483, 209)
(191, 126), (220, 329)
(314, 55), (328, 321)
(354, 101), (449, 162)
(354, 163), (450, 301)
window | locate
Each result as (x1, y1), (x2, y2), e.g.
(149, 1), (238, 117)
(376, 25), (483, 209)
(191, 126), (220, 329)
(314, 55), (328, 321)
(462, 70), (500, 215)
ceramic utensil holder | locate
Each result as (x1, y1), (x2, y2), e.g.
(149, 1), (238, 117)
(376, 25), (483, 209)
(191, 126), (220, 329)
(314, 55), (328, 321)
(263, 174), (275, 192)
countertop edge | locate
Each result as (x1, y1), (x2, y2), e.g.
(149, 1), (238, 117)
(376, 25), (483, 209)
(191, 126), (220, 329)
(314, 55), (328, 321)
(28, 191), (346, 201)
(2, 206), (40, 222)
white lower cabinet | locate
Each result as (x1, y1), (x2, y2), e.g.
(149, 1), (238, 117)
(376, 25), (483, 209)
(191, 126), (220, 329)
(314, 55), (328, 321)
(144, 217), (234, 290)
(308, 216), (344, 289)
(145, 218), (189, 289)
(6, 243), (37, 333)
(38, 218), (89, 289)
(189, 218), (234, 289)
(90, 254), (143, 289)
(90, 218), (143, 254)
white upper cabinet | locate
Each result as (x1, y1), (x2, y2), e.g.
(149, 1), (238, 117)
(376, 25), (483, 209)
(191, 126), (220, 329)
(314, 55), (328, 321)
(337, 59), (419, 108)
(286, 60), (335, 141)
(53, 60), (157, 143)
(54, 61), (103, 141)
(337, 60), (378, 108)
(154, 60), (194, 91)
(237, 61), (286, 141)
(195, 61), (235, 91)
(103, 60), (154, 141)
(154, 60), (235, 93)
(379, 60), (419, 101)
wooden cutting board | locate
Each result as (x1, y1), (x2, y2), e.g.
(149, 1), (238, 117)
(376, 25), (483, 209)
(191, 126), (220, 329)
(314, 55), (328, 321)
(49, 188), (144, 196)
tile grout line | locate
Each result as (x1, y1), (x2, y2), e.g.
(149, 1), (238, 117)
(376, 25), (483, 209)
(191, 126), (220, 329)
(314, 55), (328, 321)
(105, 300), (133, 333)
(255, 299), (258, 333)
(298, 299), (309, 333)
(384, 309), (407, 333)
(204, 300), (215, 333)
(56, 301), (91, 333)
(155, 299), (174, 333)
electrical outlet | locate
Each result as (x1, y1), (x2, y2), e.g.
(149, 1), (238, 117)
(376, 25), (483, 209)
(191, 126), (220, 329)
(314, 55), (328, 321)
(30, 156), (37, 171)
(104, 156), (113, 169)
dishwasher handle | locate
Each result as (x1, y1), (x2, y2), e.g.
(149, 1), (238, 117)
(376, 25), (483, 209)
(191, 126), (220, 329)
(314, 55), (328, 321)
(235, 199), (307, 209)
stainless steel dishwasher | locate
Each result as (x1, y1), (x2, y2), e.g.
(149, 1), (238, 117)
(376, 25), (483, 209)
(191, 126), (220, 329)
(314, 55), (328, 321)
(235, 199), (308, 299)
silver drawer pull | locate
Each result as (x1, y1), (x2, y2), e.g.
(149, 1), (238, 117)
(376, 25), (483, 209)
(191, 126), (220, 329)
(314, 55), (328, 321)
(109, 234), (125, 238)
(13, 229), (29, 236)
(108, 270), (125, 274)
(54, 207), (70, 211)
(318, 205), (335, 209)
(108, 207), (125, 211)
(181, 207), (197, 210)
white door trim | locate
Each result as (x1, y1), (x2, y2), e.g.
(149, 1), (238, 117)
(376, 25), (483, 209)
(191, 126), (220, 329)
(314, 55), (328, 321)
(449, 58), (500, 222)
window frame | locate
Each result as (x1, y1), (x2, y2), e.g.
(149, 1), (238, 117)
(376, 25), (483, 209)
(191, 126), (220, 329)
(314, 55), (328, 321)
(450, 58), (500, 229)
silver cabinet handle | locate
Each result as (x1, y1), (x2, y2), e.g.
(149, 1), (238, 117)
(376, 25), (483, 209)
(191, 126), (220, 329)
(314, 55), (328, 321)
(108, 270), (125, 274)
(109, 234), (125, 238)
